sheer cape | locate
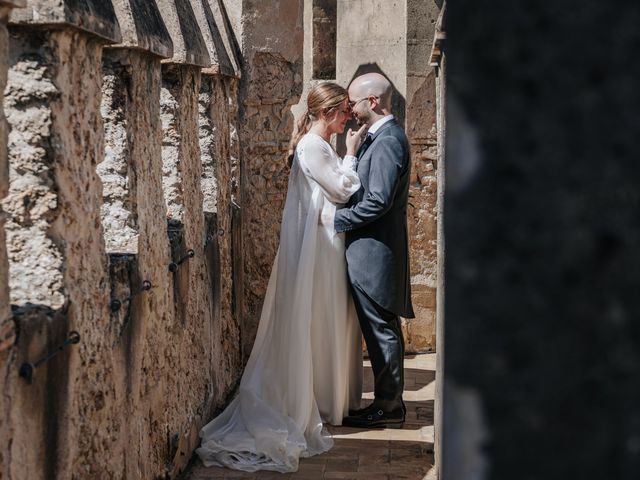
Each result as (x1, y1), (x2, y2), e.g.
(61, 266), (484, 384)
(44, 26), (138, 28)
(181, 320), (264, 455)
(197, 133), (361, 473)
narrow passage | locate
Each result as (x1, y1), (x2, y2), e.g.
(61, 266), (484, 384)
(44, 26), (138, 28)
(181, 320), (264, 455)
(185, 354), (436, 480)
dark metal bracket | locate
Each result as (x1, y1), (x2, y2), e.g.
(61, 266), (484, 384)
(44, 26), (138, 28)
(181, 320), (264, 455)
(110, 280), (153, 312)
(168, 249), (195, 272)
(19, 330), (81, 383)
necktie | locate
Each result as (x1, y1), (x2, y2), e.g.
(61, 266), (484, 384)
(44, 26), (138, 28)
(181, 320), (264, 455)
(358, 133), (373, 157)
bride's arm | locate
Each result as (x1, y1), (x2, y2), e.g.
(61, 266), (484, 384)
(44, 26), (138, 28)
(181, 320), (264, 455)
(299, 138), (361, 204)
(338, 153), (357, 173)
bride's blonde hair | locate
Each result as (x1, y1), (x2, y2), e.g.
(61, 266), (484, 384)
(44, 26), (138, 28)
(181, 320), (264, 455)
(288, 82), (348, 166)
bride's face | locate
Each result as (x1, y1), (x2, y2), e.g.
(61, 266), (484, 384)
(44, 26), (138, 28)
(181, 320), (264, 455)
(326, 99), (352, 135)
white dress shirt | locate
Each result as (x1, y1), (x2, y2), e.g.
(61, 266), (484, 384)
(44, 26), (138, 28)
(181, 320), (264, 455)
(367, 114), (395, 135)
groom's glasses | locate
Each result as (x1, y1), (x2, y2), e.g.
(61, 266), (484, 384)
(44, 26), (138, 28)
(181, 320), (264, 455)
(348, 95), (378, 109)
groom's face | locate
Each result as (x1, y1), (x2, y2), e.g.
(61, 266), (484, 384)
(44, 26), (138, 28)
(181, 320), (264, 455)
(348, 85), (370, 127)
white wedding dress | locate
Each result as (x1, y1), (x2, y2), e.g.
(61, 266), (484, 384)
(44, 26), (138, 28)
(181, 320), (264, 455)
(197, 133), (363, 473)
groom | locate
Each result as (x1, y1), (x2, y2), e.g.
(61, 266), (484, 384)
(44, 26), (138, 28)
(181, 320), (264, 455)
(334, 72), (414, 428)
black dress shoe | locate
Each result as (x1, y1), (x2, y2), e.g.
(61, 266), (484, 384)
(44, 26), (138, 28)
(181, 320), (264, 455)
(342, 407), (405, 429)
(350, 399), (407, 417)
(348, 403), (376, 416)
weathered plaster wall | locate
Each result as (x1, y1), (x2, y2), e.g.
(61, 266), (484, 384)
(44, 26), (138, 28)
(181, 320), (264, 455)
(0, 3), (24, 478)
(1, 0), (244, 477)
(4, 29), (118, 479)
(159, 63), (221, 477)
(200, 78), (218, 214)
(336, 0), (407, 96)
(99, 47), (176, 479)
(97, 49), (242, 479)
(404, 0), (442, 352)
(236, 0), (304, 358)
(199, 74), (240, 376)
(99, 53), (138, 253)
(290, 0), (321, 124)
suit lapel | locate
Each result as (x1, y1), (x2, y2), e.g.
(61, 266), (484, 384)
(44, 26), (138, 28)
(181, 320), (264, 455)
(370, 118), (397, 141)
(356, 119), (398, 167)
(356, 133), (373, 160)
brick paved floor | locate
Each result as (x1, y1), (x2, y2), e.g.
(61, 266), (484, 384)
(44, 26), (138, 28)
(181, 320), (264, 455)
(184, 354), (436, 480)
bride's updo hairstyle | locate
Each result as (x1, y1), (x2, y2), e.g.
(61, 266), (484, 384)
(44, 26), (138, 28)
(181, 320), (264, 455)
(288, 82), (348, 166)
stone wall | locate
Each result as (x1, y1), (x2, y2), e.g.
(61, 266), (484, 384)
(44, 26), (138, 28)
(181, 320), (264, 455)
(4, 25), (119, 478)
(0, 0), (244, 477)
(405, 0), (442, 352)
(0, 2), (25, 478)
(236, 0), (304, 359)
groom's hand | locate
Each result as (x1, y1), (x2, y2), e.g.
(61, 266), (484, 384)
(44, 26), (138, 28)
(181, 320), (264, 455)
(345, 124), (367, 156)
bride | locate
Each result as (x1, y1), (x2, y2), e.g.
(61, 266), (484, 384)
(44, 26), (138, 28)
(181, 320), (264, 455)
(197, 82), (367, 473)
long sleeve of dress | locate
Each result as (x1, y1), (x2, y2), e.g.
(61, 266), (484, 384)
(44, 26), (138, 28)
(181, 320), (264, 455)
(297, 135), (361, 205)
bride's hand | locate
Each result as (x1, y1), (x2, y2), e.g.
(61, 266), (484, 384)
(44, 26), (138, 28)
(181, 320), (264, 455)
(345, 124), (367, 156)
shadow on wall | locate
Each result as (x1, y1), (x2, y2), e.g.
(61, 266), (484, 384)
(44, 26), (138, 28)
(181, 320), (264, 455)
(337, 63), (406, 156)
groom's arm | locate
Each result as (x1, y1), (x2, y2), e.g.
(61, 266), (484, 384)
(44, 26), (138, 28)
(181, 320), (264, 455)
(334, 135), (404, 233)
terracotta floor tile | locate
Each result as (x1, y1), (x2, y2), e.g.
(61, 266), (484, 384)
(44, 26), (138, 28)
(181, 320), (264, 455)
(253, 471), (290, 479)
(324, 459), (359, 473)
(323, 473), (388, 480)
(302, 456), (328, 464)
(357, 458), (389, 470)
(296, 462), (326, 472)
(224, 470), (258, 479)
(356, 449), (389, 462)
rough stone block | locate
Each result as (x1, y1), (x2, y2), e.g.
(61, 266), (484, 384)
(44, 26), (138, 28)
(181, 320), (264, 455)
(3, 27), (117, 478)
(161, 64), (204, 223)
(4, 32), (66, 309)
(332, 1), (442, 354)
(1, 8), (12, 320)
(198, 77), (219, 213)
(156, 0), (210, 66)
(0, 9), (16, 480)
(191, 0), (236, 76)
(99, 51), (139, 254)
(111, 0), (173, 58)
(9, 0), (121, 44)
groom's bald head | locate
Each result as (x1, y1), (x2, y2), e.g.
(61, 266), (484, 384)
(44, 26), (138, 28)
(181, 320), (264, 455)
(349, 73), (393, 111)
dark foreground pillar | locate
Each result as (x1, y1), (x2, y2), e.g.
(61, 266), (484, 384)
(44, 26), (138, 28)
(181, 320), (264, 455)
(443, 2), (640, 480)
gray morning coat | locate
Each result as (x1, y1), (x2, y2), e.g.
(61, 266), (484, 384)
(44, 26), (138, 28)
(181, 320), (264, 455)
(334, 119), (415, 318)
